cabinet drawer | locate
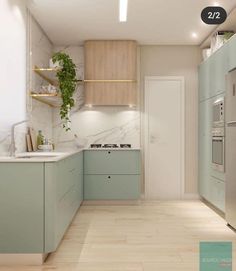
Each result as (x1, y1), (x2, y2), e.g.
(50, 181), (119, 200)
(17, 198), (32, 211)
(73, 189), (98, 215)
(84, 150), (141, 174)
(84, 174), (140, 200)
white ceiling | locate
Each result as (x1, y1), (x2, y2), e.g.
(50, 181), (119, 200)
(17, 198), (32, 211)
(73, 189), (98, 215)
(28, 0), (236, 46)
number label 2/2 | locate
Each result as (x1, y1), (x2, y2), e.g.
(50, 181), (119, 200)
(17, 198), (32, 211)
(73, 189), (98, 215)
(201, 6), (227, 25)
(208, 12), (221, 20)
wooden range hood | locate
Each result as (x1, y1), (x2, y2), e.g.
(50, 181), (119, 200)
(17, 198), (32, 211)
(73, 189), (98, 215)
(84, 40), (137, 106)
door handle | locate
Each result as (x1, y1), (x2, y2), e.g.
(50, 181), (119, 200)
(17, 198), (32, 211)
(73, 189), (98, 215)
(227, 121), (236, 127)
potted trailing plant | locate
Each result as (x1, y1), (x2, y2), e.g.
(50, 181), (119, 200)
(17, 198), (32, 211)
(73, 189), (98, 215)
(52, 52), (77, 131)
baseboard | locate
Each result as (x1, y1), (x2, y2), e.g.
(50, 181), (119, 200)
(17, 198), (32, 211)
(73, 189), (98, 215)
(182, 193), (200, 200)
(82, 200), (141, 206)
(0, 253), (48, 265)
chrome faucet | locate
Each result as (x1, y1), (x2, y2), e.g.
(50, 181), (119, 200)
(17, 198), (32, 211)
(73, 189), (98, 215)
(10, 120), (28, 157)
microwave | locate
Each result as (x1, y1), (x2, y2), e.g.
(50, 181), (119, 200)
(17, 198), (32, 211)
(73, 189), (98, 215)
(212, 98), (224, 127)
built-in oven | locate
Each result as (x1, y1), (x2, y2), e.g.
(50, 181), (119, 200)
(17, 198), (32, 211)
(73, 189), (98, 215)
(212, 98), (224, 127)
(212, 127), (225, 172)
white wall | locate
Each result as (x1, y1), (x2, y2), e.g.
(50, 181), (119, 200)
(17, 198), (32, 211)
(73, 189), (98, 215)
(0, 0), (27, 155)
(140, 45), (201, 195)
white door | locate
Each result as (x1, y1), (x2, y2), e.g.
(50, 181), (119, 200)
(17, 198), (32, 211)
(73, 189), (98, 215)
(145, 77), (184, 199)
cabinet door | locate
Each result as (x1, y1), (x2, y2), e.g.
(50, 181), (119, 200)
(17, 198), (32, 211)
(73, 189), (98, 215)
(199, 59), (210, 101)
(74, 152), (83, 205)
(228, 35), (236, 71)
(85, 40), (137, 80)
(84, 150), (141, 174)
(198, 99), (212, 200)
(85, 82), (137, 106)
(209, 44), (229, 97)
(84, 40), (137, 106)
(0, 163), (44, 253)
(45, 152), (83, 252)
(210, 177), (225, 212)
(84, 174), (140, 200)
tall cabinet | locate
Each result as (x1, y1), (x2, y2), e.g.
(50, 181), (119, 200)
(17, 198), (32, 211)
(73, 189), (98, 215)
(198, 36), (236, 212)
(84, 40), (137, 106)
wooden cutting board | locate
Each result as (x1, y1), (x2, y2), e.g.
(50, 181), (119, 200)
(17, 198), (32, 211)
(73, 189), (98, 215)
(29, 127), (37, 152)
(26, 134), (33, 152)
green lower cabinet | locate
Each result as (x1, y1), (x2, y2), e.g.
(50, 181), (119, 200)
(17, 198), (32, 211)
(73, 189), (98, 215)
(45, 152), (83, 253)
(84, 150), (141, 175)
(84, 174), (140, 200)
(0, 152), (83, 254)
(0, 163), (44, 253)
(209, 177), (225, 212)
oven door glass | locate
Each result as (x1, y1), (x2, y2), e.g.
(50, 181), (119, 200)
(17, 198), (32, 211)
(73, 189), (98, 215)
(212, 137), (223, 165)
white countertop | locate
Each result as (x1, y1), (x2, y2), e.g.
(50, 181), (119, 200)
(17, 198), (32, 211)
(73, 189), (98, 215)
(0, 148), (140, 163)
(0, 149), (83, 163)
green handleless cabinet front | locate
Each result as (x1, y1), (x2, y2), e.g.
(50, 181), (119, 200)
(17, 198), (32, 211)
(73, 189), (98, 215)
(0, 163), (44, 253)
(84, 150), (141, 200)
(45, 152), (83, 252)
(84, 175), (140, 200)
(0, 151), (83, 254)
(84, 150), (141, 174)
(198, 99), (212, 199)
(199, 59), (210, 101)
(210, 177), (225, 212)
(209, 44), (229, 97)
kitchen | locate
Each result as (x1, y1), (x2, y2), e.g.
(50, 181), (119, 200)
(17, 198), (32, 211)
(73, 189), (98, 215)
(1, 0), (236, 270)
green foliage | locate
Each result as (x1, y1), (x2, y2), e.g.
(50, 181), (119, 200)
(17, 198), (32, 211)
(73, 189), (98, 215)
(52, 52), (77, 131)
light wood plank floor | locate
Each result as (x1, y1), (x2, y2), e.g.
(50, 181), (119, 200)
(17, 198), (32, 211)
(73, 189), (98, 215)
(1, 200), (236, 271)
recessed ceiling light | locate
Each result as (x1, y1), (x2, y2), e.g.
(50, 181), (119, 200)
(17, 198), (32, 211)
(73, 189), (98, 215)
(119, 0), (128, 22)
(191, 32), (198, 39)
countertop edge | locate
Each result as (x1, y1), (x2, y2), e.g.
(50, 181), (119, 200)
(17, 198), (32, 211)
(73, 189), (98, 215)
(0, 148), (141, 163)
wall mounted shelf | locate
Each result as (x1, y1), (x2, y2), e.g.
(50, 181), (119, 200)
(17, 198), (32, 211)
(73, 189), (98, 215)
(33, 65), (59, 86)
(84, 79), (136, 82)
(30, 93), (61, 108)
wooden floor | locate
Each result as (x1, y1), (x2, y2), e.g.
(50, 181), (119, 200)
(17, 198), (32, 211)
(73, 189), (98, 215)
(1, 200), (236, 270)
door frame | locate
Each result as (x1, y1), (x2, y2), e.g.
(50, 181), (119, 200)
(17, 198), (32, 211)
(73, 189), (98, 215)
(144, 76), (185, 199)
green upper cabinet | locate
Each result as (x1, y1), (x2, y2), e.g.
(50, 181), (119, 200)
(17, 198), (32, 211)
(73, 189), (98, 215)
(199, 58), (210, 101)
(209, 44), (229, 97)
(84, 150), (141, 175)
(228, 35), (236, 72)
(199, 42), (229, 102)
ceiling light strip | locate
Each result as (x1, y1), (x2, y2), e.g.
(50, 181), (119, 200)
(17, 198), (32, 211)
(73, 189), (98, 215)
(119, 0), (128, 22)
